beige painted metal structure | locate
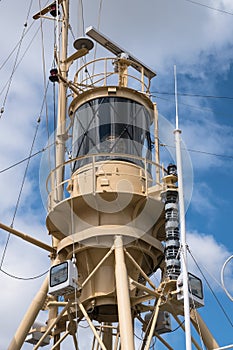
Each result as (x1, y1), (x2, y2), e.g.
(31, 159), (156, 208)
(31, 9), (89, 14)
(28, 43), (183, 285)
(6, 1), (221, 349)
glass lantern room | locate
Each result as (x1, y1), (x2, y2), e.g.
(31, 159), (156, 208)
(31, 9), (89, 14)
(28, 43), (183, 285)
(72, 96), (154, 171)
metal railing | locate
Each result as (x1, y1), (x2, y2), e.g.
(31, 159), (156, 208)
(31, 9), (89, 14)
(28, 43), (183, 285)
(73, 57), (151, 94)
(46, 153), (165, 210)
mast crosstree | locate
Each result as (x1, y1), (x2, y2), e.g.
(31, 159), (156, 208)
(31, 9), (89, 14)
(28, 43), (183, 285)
(8, 1), (220, 349)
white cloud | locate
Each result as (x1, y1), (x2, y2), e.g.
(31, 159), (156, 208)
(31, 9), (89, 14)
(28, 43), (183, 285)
(190, 181), (217, 214)
(86, 0), (233, 71)
(187, 230), (231, 288)
(180, 111), (233, 171)
(1, 0), (233, 348)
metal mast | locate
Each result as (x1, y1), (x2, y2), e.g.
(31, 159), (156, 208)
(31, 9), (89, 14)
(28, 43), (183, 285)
(54, 0), (69, 203)
(174, 65), (192, 350)
(6, 2), (220, 349)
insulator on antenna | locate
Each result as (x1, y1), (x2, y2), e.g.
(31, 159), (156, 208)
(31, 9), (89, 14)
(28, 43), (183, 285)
(49, 68), (59, 82)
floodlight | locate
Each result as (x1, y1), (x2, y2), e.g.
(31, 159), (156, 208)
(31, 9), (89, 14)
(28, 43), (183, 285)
(143, 311), (171, 335)
(49, 260), (78, 296)
(25, 323), (50, 346)
(177, 272), (204, 308)
(85, 26), (156, 80)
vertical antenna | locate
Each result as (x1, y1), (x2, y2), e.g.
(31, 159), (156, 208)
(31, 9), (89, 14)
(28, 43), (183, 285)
(174, 65), (179, 130)
(174, 65), (192, 350)
(55, 0), (69, 203)
(56, 0), (59, 56)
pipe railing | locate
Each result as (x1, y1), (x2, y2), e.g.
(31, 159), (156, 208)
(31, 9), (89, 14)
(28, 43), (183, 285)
(73, 57), (151, 94)
(46, 153), (165, 209)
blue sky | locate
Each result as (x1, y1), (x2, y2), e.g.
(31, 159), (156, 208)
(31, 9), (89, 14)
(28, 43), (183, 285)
(0, 0), (233, 349)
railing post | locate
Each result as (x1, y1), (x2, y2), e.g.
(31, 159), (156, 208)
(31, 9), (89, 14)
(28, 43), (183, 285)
(144, 158), (148, 195)
(92, 155), (96, 194)
(141, 67), (145, 92)
(104, 58), (107, 86)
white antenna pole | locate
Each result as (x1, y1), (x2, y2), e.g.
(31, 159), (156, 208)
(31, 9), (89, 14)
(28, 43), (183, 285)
(55, 0), (69, 203)
(174, 65), (192, 350)
(56, 0), (59, 56)
(174, 65), (179, 130)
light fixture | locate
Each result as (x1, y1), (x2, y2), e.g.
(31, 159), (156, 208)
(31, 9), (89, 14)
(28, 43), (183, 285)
(73, 37), (94, 51)
(49, 260), (78, 297)
(177, 272), (204, 308)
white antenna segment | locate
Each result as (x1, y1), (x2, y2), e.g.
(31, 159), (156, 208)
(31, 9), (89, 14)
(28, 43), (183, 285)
(174, 65), (179, 130)
(174, 65), (192, 350)
(86, 26), (156, 80)
(56, 0), (60, 57)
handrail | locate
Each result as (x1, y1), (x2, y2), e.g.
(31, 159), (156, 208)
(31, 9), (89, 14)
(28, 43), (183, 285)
(46, 153), (165, 207)
(73, 57), (151, 93)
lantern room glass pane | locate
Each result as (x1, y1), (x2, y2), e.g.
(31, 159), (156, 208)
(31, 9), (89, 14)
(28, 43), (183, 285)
(72, 97), (153, 171)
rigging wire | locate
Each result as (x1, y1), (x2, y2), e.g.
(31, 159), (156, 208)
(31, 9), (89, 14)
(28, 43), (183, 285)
(170, 319), (185, 333)
(151, 94), (233, 118)
(134, 331), (143, 342)
(0, 119), (54, 280)
(0, 266), (49, 281)
(77, 0), (96, 86)
(69, 23), (76, 41)
(0, 130), (233, 178)
(97, 0), (103, 30)
(0, 76), (52, 173)
(190, 309), (205, 350)
(92, 0), (103, 77)
(160, 143), (233, 161)
(78, 0), (85, 37)
(0, 144), (54, 175)
(188, 247), (233, 328)
(151, 90), (233, 123)
(12, 118), (40, 228)
(152, 91), (233, 101)
(0, 1), (51, 72)
(151, 94), (219, 116)
(0, 0), (34, 118)
(0, 117), (41, 274)
(39, 0), (54, 191)
(39, 0), (50, 143)
(0, 0), (231, 310)
(0, 1), (54, 280)
(94, 0), (103, 59)
(0, 20), (35, 73)
(70, 196), (79, 327)
(0, 24), (42, 100)
(188, 290), (205, 350)
(183, 0), (233, 16)
(89, 0), (104, 79)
